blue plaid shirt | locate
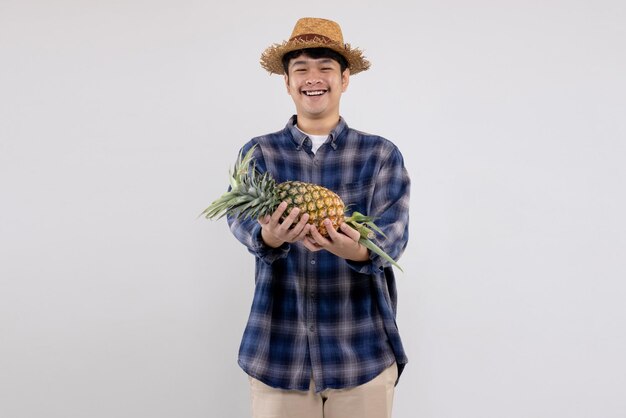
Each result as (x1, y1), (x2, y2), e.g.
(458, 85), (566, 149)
(227, 116), (410, 392)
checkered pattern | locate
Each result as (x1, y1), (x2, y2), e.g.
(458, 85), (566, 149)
(227, 116), (410, 392)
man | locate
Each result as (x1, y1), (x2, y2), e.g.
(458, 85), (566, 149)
(227, 17), (410, 418)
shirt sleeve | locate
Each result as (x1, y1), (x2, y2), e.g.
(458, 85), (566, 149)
(346, 145), (410, 274)
(225, 142), (292, 265)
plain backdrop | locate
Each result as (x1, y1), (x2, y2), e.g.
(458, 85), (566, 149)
(1, 1), (625, 417)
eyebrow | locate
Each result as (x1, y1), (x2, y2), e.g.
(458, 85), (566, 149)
(289, 58), (335, 68)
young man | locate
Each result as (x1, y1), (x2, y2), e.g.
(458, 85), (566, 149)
(227, 17), (410, 418)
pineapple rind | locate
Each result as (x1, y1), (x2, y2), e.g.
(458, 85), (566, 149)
(276, 181), (345, 237)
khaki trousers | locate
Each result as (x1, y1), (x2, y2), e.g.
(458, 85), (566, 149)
(249, 363), (398, 418)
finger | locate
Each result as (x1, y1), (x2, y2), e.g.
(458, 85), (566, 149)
(287, 213), (309, 239)
(279, 207), (301, 231)
(324, 219), (341, 241)
(302, 239), (318, 252)
(270, 202), (288, 225)
(309, 224), (330, 246)
(258, 214), (270, 226)
(339, 222), (361, 242)
(303, 235), (322, 252)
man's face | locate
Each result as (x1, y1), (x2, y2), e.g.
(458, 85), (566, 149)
(284, 54), (350, 122)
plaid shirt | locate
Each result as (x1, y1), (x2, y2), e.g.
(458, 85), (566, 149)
(227, 116), (410, 392)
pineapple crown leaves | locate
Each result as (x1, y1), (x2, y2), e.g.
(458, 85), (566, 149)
(344, 211), (387, 239)
(199, 145), (280, 221)
(344, 211), (402, 272)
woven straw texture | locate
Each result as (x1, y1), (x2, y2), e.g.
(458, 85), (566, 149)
(260, 18), (371, 75)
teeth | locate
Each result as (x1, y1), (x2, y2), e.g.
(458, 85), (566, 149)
(304, 90), (325, 96)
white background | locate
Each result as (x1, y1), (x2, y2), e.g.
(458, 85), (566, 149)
(1, 1), (625, 417)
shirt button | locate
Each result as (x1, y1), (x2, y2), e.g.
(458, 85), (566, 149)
(309, 325), (315, 332)
(310, 260), (316, 265)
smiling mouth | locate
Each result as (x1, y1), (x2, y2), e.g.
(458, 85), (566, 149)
(302, 89), (327, 96)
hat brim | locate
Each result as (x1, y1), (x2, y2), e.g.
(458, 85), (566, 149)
(260, 36), (370, 75)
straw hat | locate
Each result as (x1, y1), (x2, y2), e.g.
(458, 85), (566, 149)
(260, 17), (371, 75)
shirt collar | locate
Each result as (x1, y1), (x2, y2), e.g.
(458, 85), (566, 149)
(286, 115), (348, 151)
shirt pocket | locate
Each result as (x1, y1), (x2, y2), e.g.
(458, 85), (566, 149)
(336, 181), (373, 215)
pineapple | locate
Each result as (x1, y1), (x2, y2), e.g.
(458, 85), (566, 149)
(276, 181), (344, 237)
(200, 145), (402, 270)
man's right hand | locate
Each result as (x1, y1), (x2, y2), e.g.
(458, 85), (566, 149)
(259, 202), (310, 248)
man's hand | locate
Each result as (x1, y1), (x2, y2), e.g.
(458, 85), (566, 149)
(303, 220), (369, 262)
(259, 202), (311, 248)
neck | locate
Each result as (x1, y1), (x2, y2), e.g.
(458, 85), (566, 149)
(296, 114), (340, 135)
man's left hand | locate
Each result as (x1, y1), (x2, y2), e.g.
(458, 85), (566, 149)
(303, 220), (369, 262)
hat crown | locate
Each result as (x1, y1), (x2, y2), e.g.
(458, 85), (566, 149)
(289, 18), (344, 45)
(260, 17), (370, 75)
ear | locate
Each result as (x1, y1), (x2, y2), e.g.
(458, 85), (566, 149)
(341, 68), (350, 92)
(284, 73), (291, 94)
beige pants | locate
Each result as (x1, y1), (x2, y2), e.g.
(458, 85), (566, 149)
(249, 363), (398, 418)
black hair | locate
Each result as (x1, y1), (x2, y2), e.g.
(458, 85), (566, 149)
(281, 47), (349, 75)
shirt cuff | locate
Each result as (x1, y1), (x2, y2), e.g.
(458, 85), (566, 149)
(345, 251), (386, 274)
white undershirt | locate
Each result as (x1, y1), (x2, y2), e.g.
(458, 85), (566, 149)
(297, 126), (328, 154)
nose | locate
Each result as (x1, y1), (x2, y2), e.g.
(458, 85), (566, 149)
(305, 79), (321, 86)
